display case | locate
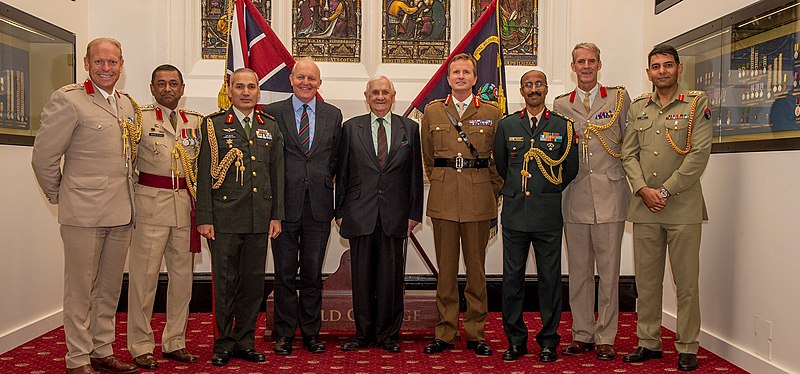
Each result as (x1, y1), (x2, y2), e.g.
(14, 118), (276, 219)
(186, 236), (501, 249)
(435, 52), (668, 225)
(0, 2), (75, 146)
(665, 0), (800, 152)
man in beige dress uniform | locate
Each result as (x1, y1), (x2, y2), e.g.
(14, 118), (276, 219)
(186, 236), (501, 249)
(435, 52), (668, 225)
(553, 42), (631, 361)
(126, 65), (201, 369)
(420, 53), (504, 357)
(31, 38), (140, 374)
(621, 44), (711, 372)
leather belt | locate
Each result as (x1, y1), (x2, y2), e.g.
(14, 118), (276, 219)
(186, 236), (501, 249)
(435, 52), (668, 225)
(138, 172), (187, 190)
(433, 156), (492, 170)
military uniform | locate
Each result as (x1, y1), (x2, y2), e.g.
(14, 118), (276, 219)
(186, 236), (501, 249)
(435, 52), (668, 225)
(31, 79), (141, 369)
(493, 107), (578, 349)
(127, 104), (203, 359)
(621, 86), (712, 354)
(195, 108), (285, 354)
(420, 94), (503, 344)
(553, 85), (631, 347)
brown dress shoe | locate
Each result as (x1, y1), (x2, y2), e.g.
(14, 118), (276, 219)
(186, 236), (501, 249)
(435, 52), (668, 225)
(66, 364), (97, 374)
(595, 344), (616, 360)
(89, 355), (137, 374)
(562, 341), (595, 355)
(133, 353), (157, 369)
(162, 348), (198, 363)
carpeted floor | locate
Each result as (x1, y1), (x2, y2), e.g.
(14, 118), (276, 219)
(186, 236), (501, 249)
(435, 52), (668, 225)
(0, 312), (746, 373)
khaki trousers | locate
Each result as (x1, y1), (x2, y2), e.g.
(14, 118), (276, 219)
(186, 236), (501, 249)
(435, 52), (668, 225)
(60, 224), (132, 369)
(431, 218), (489, 343)
(127, 222), (194, 357)
(633, 223), (702, 354)
(564, 221), (624, 345)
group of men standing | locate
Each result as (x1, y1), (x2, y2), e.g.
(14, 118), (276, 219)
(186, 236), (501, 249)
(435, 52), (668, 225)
(31, 36), (710, 374)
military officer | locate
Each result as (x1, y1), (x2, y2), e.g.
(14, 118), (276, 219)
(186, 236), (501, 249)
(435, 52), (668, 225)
(621, 44), (712, 372)
(196, 68), (284, 366)
(420, 53), (504, 357)
(126, 65), (202, 369)
(31, 37), (140, 374)
(553, 42), (631, 361)
(494, 69), (579, 363)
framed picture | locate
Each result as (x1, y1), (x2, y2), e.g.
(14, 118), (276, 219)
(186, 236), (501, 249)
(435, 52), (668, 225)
(664, 0), (800, 152)
(0, 2), (75, 146)
(655, 0), (682, 14)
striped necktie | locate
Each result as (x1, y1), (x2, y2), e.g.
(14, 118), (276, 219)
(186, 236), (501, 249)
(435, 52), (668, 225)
(376, 117), (387, 168)
(299, 104), (310, 155)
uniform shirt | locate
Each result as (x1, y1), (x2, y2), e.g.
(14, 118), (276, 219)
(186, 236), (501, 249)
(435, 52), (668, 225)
(576, 84), (599, 109)
(370, 112), (392, 156)
(232, 106), (254, 129)
(453, 94), (474, 116)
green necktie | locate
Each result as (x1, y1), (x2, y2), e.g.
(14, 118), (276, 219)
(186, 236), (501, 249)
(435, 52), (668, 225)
(243, 116), (251, 138)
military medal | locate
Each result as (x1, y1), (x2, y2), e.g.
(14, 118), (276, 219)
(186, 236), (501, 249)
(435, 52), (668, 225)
(795, 97), (800, 117)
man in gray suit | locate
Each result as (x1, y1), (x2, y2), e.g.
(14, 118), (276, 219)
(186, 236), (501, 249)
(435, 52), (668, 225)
(335, 76), (423, 353)
(553, 42), (631, 361)
(265, 57), (343, 355)
(31, 37), (139, 374)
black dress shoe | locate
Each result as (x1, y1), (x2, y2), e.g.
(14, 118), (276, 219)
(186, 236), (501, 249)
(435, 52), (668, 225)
(304, 335), (326, 353)
(383, 342), (401, 353)
(622, 346), (663, 363)
(210, 351), (230, 366)
(273, 337), (293, 355)
(466, 340), (492, 356)
(539, 346), (557, 362)
(232, 349), (266, 362)
(339, 338), (371, 351)
(502, 345), (528, 361)
(678, 353), (699, 371)
(423, 339), (454, 354)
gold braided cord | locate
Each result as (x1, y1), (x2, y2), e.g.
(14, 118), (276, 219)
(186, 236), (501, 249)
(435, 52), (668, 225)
(172, 144), (199, 198)
(582, 88), (625, 160)
(521, 120), (574, 190)
(205, 117), (244, 189)
(120, 93), (142, 163)
(665, 95), (700, 155)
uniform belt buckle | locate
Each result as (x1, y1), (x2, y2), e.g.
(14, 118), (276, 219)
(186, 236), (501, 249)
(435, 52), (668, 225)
(455, 154), (464, 172)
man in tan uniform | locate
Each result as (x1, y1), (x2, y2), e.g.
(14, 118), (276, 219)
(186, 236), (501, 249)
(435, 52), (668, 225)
(126, 65), (201, 369)
(420, 53), (503, 357)
(621, 44), (712, 372)
(31, 37), (140, 374)
(554, 42), (631, 361)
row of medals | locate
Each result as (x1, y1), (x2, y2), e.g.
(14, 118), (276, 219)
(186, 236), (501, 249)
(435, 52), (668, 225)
(0, 69), (25, 123)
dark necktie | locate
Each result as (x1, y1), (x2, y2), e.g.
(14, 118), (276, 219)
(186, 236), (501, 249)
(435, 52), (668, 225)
(531, 116), (537, 130)
(376, 117), (388, 168)
(169, 111), (177, 131)
(299, 104), (310, 154)
(242, 116), (251, 138)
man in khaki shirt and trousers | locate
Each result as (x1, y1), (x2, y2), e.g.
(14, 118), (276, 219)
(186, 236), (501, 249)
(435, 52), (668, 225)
(126, 65), (201, 369)
(31, 38), (139, 374)
(554, 42), (631, 361)
(420, 53), (503, 357)
(621, 44), (712, 372)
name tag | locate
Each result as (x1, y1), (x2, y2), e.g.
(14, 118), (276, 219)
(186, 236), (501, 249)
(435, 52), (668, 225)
(508, 136), (524, 142)
(223, 134), (237, 139)
(148, 132), (165, 137)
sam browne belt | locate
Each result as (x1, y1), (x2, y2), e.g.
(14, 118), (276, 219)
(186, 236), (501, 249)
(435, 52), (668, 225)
(433, 156), (493, 169)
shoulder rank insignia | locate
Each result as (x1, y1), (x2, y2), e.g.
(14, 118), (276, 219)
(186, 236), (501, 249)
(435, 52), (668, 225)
(60, 83), (83, 92)
(633, 92), (650, 102)
(554, 91), (571, 101)
(181, 108), (203, 117)
(255, 109), (275, 121)
(687, 90), (704, 96)
(141, 104), (155, 111)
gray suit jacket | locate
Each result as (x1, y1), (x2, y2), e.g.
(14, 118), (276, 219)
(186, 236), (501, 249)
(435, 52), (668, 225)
(335, 113), (423, 238)
(554, 85), (631, 224)
(32, 80), (139, 227)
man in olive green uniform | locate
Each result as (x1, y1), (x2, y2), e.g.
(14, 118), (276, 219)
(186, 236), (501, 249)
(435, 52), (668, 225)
(621, 44), (711, 372)
(420, 53), (503, 357)
(196, 68), (284, 366)
(553, 43), (631, 361)
(127, 65), (202, 369)
(494, 69), (578, 363)
(32, 37), (139, 374)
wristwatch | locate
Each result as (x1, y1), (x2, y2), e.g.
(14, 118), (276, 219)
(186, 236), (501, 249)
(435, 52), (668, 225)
(659, 187), (671, 198)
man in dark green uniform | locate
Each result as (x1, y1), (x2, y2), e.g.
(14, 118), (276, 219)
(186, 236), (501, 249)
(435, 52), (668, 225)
(493, 69), (578, 363)
(196, 68), (284, 366)
(621, 44), (711, 372)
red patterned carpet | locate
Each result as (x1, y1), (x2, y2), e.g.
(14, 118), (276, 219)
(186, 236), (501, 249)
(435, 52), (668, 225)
(0, 312), (746, 373)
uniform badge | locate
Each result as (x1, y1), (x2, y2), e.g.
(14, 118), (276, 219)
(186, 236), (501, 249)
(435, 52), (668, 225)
(508, 136), (524, 142)
(222, 134), (237, 139)
(704, 108), (712, 119)
(636, 112), (649, 120)
(256, 128), (272, 140)
(226, 139), (234, 148)
(223, 128), (236, 132)
(148, 132), (165, 137)
(546, 143), (555, 151)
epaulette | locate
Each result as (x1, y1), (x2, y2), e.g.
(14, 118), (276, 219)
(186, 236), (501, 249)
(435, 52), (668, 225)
(633, 92), (651, 102)
(686, 90), (704, 96)
(504, 110), (523, 121)
(605, 85), (625, 90)
(208, 109), (228, 117)
(554, 92), (571, 101)
(425, 98), (446, 109)
(181, 108), (203, 117)
(141, 104), (155, 111)
(59, 83), (83, 92)
(550, 110), (573, 123)
(255, 109), (275, 121)
(478, 98), (499, 108)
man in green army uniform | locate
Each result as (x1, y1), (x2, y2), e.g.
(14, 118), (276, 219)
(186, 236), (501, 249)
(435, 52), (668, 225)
(420, 53), (504, 357)
(493, 69), (578, 363)
(196, 68), (284, 366)
(621, 44), (712, 372)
